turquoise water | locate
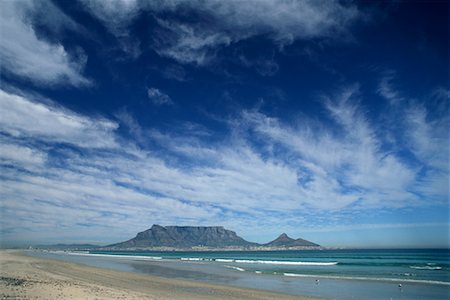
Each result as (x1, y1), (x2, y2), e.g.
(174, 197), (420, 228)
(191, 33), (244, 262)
(29, 249), (450, 299)
(88, 248), (450, 284)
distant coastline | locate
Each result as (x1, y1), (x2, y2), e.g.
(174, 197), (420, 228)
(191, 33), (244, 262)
(36, 245), (324, 252)
(33, 224), (322, 252)
(98, 245), (324, 252)
(103, 225), (321, 251)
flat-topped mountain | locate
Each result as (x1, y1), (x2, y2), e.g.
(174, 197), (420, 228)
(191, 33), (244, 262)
(106, 225), (319, 250)
(108, 225), (257, 249)
(264, 233), (319, 247)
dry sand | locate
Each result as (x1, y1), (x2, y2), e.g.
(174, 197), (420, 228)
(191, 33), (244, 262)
(0, 250), (317, 299)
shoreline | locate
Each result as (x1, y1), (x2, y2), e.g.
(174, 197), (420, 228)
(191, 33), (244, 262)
(0, 250), (316, 299)
(39, 249), (450, 286)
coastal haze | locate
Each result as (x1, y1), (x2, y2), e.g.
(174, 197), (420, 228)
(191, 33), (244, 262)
(0, 0), (449, 299)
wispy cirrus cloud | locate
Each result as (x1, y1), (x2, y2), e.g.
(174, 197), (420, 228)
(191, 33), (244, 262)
(152, 0), (361, 65)
(0, 142), (47, 168)
(1, 77), (447, 245)
(79, 0), (143, 58)
(377, 73), (449, 202)
(240, 86), (419, 210)
(0, 1), (91, 87)
(80, 0), (362, 65)
(0, 89), (117, 148)
(377, 71), (404, 105)
(147, 87), (174, 106)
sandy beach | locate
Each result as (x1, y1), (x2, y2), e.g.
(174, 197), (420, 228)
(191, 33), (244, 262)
(0, 250), (316, 299)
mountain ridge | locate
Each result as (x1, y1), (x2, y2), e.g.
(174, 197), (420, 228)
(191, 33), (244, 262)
(105, 225), (320, 250)
(264, 233), (319, 247)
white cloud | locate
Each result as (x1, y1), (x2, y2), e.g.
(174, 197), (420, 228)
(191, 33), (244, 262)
(0, 142), (47, 167)
(241, 86), (423, 209)
(147, 88), (173, 105)
(377, 72), (404, 104)
(80, 0), (361, 64)
(0, 89), (117, 148)
(22, 0), (83, 36)
(431, 87), (450, 102)
(0, 81), (448, 244)
(377, 76), (449, 202)
(0, 1), (91, 87)
(81, 0), (140, 25)
(0, 90), (321, 243)
(79, 0), (142, 58)
(152, 20), (232, 65)
(152, 0), (360, 65)
(405, 105), (448, 170)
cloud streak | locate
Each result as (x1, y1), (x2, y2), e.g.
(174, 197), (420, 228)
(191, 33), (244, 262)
(154, 0), (360, 65)
(0, 1), (91, 87)
(1, 78), (447, 244)
(0, 90), (117, 148)
(80, 0), (362, 65)
(241, 86), (419, 210)
(147, 88), (174, 106)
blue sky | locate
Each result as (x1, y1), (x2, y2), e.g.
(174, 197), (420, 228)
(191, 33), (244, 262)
(0, 0), (448, 248)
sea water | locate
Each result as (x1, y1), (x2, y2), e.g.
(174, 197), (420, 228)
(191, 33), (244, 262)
(29, 249), (450, 299)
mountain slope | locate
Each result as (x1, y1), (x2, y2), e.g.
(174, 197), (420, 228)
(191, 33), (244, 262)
(108, 225), (257, 248)
(264, 233), (319, 247)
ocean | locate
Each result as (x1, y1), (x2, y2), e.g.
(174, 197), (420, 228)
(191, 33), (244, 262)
(29, 248), (450, 299)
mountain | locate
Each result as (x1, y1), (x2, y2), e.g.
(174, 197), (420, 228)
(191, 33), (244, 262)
(264, 233), (319, 247)
(106, 225), (320, 250)
(107, 225), (257, 249)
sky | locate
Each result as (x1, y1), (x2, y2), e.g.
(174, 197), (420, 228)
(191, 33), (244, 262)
(0, 0), (448, 249)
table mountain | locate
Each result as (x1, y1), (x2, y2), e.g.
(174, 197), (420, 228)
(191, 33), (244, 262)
(107, 225), (257, 248)
(105, 225), (320, 250)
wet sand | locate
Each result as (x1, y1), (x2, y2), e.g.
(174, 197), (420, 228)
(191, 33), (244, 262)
(0, 250), (317, 299)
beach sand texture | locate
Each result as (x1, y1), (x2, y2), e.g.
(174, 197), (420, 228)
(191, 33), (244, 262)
(0, 250), (315, 299)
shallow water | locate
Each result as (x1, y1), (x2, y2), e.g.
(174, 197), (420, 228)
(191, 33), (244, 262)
(28, 249), (450, 300)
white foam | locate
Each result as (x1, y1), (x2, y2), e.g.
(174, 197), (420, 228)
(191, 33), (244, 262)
(180, 258), (337, 265)
(410, 266), (442, 270)
(180, 257), (210, 261)
(283, 273), (304, 277)
(215, 259), (234, 262)
(282, 273), (450, 286)
(234, 259), (338, 266)
(255, 271), (262, 274)
(63, 252), (337, 266)
(225, 265), (245, 272)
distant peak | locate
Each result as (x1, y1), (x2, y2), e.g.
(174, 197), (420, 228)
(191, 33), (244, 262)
(150, 224), (164, 229)
(274, 233), (294, 241)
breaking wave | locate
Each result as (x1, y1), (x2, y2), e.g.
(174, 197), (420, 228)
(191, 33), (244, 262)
(410, 266), (442, 270)
(282, 273), (450, 286)
(225, 265), (245, 272)
(180, 258), (337, 265)
(233, 259), (338, 266)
